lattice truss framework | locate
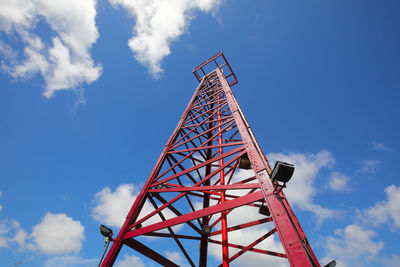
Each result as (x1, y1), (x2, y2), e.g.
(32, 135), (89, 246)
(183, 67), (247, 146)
(129, 73), (281, 265)
(102, 53), (320, 267)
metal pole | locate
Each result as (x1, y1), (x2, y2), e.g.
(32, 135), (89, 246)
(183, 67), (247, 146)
(98, 238), (111, 267)
(199, 79), (214, 267)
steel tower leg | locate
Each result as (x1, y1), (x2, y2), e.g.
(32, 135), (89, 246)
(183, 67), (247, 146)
(217, 93), (229, 267)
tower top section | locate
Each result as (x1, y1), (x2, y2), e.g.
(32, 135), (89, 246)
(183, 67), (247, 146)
(193, 51), (238, 86)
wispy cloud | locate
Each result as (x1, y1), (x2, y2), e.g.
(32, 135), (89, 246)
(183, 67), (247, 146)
(44, 255), (97, 267)
(0, 219), (30, 249)
(357, 160), (380, 175)
(115, 254), (146, 267)
(0, 0), (102, 98)
(327, 172), (352, 192)
(109, 0), (221, 77)
(369, 141), (390, 152)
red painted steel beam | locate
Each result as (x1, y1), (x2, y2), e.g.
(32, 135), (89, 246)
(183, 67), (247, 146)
(143, 232), (202, 240)
(217, 91), (230, 267)
(148, 183), (260, 193)
(124, 238), (179, 267)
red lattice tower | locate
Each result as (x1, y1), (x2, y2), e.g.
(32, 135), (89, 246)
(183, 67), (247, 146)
(101, 52), (321, 267)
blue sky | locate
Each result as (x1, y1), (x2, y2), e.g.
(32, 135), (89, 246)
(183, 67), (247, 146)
(1, 0), (400, 266)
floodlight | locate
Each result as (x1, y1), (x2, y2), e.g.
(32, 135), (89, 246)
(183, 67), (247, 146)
(202, 225), (212, 236)
(238, 154), (251, 169)
(155, 183), (167, 189)
(324, 260), (336, 267)
(258, 203), (270, 216)
(270, 161), (294, 184)
(100, 224), (113, 238)
(98, 225), (113, 267)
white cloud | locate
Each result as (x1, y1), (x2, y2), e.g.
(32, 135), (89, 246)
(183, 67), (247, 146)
(267, 150), (335, 223)
(0, 0), (102, 98)
(109, 0), (221, 76)
(44, 255), (97, 267)
(328, 172), (351, 192)
(362, 184), (400, 228)
(322, 224), (383, 267)
(0, 193), (86, 256)
(369, 141), (390, 151)
(92, 184), (180, 230)
(92, 184), (138, 228)
(115, 254), (146, 267)
(31, 212), (85, 255)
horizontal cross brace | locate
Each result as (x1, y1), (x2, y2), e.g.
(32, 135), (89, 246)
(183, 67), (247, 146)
(167, 141), (243, 154)
(211, 217), (273, 236)
(148, 183), (260, 193)
(208, 235), (287, 258)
